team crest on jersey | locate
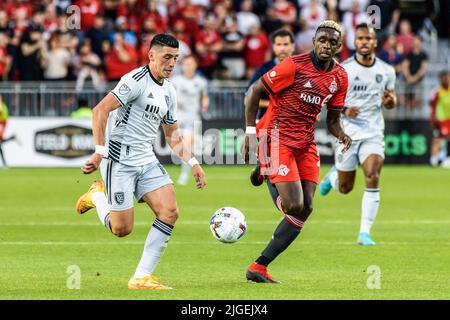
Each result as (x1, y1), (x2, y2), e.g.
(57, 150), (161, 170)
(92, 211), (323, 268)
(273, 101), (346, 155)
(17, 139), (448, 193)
(329, 79), (337, 93)
(165, 95), (170, 108)
(278, 164), (290, 176)
(269, 71), (277, 78)
(114, 192), (125, 205)
(119, 84), (131, 95)
(337, 154), (344, 163)
(376, 74), (383, 83)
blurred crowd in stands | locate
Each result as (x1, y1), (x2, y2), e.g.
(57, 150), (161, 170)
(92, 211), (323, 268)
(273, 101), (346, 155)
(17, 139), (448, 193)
(0, 0), (448, 88)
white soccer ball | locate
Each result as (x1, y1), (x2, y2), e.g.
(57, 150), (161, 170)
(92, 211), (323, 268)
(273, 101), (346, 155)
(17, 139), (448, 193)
(209, 207), (247, 243)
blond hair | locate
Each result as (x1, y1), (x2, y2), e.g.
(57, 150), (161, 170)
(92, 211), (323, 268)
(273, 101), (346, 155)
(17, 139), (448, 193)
(316, 20), (343, 36)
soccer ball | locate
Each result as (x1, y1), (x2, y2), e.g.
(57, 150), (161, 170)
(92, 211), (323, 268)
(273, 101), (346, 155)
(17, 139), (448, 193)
(209, 207), (247, 243)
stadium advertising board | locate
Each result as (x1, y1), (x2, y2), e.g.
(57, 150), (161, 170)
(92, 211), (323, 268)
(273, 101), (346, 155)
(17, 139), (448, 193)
(3, 117), (93, 167)
(3, 118), (432, 166)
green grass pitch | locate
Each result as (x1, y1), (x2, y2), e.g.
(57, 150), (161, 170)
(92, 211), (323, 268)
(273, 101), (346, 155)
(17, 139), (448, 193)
(0, 165), (449, 300)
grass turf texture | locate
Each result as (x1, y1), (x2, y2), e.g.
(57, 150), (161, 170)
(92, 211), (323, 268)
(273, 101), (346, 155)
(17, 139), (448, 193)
(0, 165), (449, 300)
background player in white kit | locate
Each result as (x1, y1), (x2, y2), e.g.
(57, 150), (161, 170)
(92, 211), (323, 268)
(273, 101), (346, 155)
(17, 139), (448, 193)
(318, 23), (397, 246)
(171, 55), (209, 186)
(75, 34), (206, 290)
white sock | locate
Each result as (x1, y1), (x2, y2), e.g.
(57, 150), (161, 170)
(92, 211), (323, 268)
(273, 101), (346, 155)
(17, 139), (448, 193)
(133, 218), (173, 279)
(360, 188), (380, 234)
(92, 192), (111, 230)
(430, 154), (440, 166)
(329, 170), (339, 191)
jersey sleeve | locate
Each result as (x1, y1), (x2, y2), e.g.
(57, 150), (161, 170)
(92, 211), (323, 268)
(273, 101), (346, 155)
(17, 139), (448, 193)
(200, 77), (208, 96)
(385, 66), (396, 91)
(260, 57), (296, 95)
(162, 85), (178, 125)
(327, 71), (349, 111)
(110, 72), (143, 107)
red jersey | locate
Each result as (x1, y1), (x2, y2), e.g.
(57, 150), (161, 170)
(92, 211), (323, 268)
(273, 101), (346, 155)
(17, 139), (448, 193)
(259, 51), (348, 149)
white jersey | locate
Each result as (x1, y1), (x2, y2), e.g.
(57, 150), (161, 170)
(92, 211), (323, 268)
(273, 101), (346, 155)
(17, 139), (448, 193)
(108, 65), (178, 166)
(171, 74), (207, 123)
(341, 56), (396, 140)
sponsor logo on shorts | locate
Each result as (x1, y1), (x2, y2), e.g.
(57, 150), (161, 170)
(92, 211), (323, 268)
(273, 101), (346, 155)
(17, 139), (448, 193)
(114, 192), (125, 205)
(278, 164), (290, 176)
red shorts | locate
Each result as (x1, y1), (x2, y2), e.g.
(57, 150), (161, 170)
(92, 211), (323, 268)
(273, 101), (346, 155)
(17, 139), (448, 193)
(439, 120), (450, 137)
(259, 140), (320, 184)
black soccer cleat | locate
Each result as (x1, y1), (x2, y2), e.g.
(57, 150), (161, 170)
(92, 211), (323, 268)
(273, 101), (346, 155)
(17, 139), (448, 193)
(250, 164), (264, 186)
(246, 263), (280, 283)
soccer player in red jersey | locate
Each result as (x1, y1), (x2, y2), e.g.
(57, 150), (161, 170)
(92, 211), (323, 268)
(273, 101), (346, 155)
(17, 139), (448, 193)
(242, 20), (352, 283)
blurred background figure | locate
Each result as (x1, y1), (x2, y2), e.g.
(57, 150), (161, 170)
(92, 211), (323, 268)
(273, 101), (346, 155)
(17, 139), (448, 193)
(41, 32), (71, 81)
(244, 22), (270, 80)
(75, 39), (104, 91)
(194, 14), (222, 79)
(401, 36), (428, 118)
(105, 31), (138, 81)
(171, 55), (209, 185)
(219, 16), (245, 80)
(0, 95), (17, 168)
(430, 71), (450, 167)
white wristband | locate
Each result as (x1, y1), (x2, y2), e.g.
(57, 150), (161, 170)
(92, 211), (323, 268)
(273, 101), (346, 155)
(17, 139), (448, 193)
(246, 126), (256, 134)
(188, 157), (199, 167)
(95, 145), (108, 157)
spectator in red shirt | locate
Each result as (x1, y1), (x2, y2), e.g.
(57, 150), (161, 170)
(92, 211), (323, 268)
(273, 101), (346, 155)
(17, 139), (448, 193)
(172, 0), (204, 36)
(195, 14), (222, 79)
(76, 0), (102, 32)
(5, 0), (33, 20)
(271, 0), (297, 27)
(117, 0), (141, 35)
(0, 32), (11, 80)
(105, 32), (138, 81)
(244, 22), (270, 79)
(141, 0), (167, 34)
(396, 19), (415, 56)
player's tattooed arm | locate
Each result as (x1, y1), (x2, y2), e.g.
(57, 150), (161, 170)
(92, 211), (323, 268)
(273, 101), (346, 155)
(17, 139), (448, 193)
(242, 80), (266, 164)
(327, 109), (352, 154)
(82, 93), (121, 174)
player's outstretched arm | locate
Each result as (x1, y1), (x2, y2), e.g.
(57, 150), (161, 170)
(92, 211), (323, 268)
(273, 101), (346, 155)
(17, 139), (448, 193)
(82, 93), (121, 174)
(162, 123), (206, 189)
(326, 109), (352, 154)
(242, 80), (265, 164)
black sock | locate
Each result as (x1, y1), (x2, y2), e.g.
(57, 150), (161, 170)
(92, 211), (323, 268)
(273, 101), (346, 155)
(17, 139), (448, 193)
(258, 217), (302, 266)
(265, 179), (279, 209)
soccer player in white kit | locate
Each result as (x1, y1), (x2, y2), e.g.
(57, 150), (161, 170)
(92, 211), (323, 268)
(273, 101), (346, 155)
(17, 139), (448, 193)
(318, 23), (397, 246)
(75, 34), (207, 289)
(171, 55), (209, 185)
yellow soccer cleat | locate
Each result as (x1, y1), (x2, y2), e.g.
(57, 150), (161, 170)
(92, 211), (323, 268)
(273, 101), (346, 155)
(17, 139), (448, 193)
(76, 180), (105, 214)
(128, 275), (172, 290)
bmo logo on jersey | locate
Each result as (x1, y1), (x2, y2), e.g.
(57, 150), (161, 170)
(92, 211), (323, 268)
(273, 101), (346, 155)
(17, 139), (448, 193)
(300, 93), (321, 105)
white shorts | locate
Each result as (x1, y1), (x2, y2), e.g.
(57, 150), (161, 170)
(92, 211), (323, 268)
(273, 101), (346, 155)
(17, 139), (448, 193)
(100, 159), (173, 211)
(335, 135), (385, 172)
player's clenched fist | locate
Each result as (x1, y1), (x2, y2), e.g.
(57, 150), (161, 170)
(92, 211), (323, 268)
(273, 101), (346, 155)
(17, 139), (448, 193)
(241, 134), (258, 164)
(338, 133), (352, 154)
(81, 153), (103, 174)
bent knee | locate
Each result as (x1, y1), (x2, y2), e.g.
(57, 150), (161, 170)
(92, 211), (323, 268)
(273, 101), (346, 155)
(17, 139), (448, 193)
(157, 207), (179, 225)
(365, 172), (380, 184)
(339, 183), (354, 194)
(284, 202), (304, 216)
(112, 225), (133, 237)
